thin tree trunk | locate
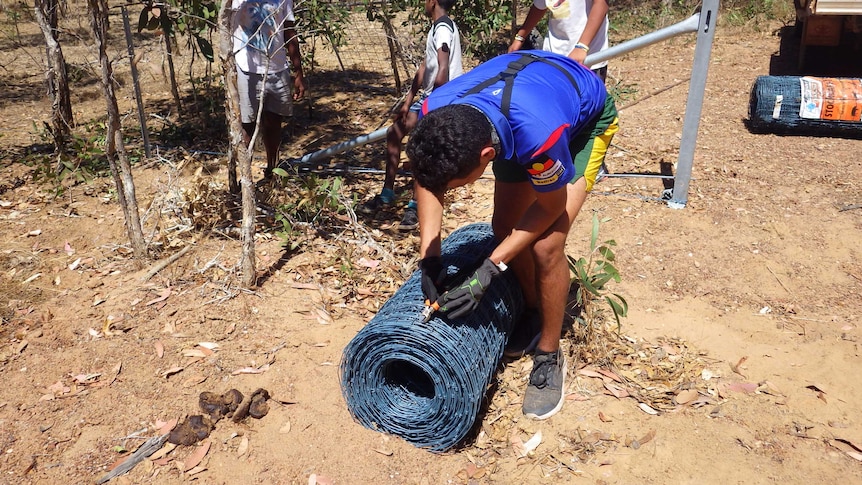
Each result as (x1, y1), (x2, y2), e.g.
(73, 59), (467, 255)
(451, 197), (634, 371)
(381, 13), (402, 94)
(89, 0), (148, 262)
(218, 0), (256, 286)
(219, 1), (240, 194)
(161, 4), (182, 115)
(34, 0), (73, 152)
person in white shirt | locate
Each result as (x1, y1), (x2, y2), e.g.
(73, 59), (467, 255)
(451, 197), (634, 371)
(357, 0), (463, 232)
(232, 0), (306, 178)
(508, 0), (609, 82)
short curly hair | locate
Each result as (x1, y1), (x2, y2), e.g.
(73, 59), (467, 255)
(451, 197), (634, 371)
(438, 0), (456, 11)
(406, 105), (491, 194)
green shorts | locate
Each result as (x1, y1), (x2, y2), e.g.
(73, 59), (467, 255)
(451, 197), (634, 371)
(493, 95), (619, 192)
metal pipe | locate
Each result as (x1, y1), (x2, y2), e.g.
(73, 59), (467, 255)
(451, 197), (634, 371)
(280, 126), (389, 168)
(584, 13), (701, 67)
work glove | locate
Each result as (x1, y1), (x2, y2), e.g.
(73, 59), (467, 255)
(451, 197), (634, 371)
(419, 256), (447, 303)
(439, 258), (504, 319)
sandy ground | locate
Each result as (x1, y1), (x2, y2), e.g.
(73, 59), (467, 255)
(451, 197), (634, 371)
(1, 6), (862, 485)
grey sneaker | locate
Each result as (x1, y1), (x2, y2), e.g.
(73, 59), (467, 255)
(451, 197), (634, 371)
(504, 309), (542, 358)
(397, 206), (418, 231)
(357, 195), (392, 216)
(523, 349), (566, 420)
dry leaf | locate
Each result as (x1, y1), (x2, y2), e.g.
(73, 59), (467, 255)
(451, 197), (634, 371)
(157, 419), (178, 435)
(730, 356), (748, 377)
(237, 436), (249, 457)
(183, 440), (210, 472)
(151, 457), (172, 467)
(757, 380), (784, 396)
(182, 349), (208, 358)
(309, 474), (334, 485)
(726, 382), (758, 393)
(578, 367), (605, 379)
(638, 429), (656, 446)
(279, 421), (291, 434)
(69, 258), (82, 270)
(198, 342), (219, 351)
(231, 364), (270, 375)
(186, 465), (207, 476)
(64, 242), (74, 256)
(73, 373), (100, 384)
(312, 307), (332, 325)
(155, 341), (165, 359)
(596, 368), (623, 383)
(149, 442), (176, 461)
(522, 430), (542, 454)
(604, 381), (629, 399)
(181, 373), (207, 388)
(372, 447), (393, 456)
(161, 367), (184, 378)
(107, 454), (130, 472)
(675, 389), (699, 405)
(145, 288), (172, 306)
(510, 432), (527, 458)
(598, 411), (612, 422)
(638, 403), (659, 415)
(47, 381), (70, 395)
(357, 257), (380, 269)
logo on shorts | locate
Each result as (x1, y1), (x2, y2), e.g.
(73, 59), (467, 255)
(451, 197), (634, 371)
(528, 158), (564, 186)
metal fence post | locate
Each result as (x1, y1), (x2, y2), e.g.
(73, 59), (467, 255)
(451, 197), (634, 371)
(667, 0), (719, 209)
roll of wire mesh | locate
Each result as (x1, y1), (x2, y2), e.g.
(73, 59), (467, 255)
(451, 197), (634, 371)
(340, 223), (524, 452)
(748, 75), (862, 137)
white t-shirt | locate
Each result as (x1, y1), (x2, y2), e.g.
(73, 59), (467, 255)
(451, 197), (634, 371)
(232, 0), (295, 74)
(533, 0), (609, 69)
(421, 16), (464, 94)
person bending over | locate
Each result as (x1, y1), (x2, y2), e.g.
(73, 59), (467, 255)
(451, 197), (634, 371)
(407, 50), (618, 420)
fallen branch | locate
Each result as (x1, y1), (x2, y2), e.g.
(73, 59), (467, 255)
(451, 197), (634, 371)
(96, 433), (169, 484)
(140, 243), (195, 282)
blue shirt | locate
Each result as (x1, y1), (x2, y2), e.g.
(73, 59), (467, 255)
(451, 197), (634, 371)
(420, 51), (607, 192)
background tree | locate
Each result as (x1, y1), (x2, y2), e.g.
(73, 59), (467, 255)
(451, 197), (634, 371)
(88, 0), (148, 261)
(217, 0), (256, 286)
(34, 0), (73, 153)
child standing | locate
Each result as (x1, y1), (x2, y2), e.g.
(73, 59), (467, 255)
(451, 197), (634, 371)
(508, 0), (609, 82)
(358, 0), (463, 231)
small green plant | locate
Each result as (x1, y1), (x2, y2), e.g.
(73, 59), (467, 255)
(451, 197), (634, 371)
(567, 214), (628, 334)
(271, 167), (346, 251)
(606, 78), (639, 105)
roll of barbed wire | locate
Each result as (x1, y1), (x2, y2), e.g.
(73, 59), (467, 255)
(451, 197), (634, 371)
(340, 223), (523, 452)
(748, 75), (862, 137)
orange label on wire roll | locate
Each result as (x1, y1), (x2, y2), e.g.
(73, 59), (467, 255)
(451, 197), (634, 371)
(799, 77), (862, 122)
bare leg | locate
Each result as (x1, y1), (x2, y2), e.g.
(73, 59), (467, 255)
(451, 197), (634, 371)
(492, 181), (539, 308)
(533, 178), (588, 353)
(260, 111), (283, 177)
(384, 111), (418, 193)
